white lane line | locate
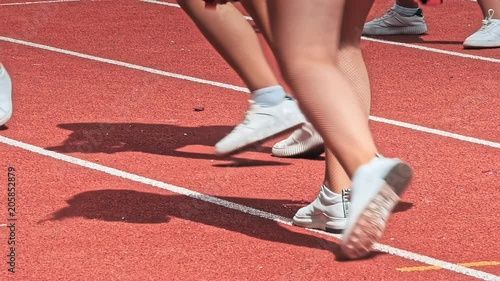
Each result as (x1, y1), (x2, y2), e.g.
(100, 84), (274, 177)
(140, 0), (179, 8)
(369, 116), (500, 148)
(0, 135), (498, 281)
(0, 36), (248, 93)
(361, 36), (500, 63)
(0, 0), (81, 6)
(140, 0), (500, 64)
(1, 35), (498, 149)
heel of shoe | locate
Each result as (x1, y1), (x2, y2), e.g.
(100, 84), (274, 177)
(385, 162), (413, 197)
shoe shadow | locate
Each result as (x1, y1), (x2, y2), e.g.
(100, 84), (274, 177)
(46, 122), (288, 167)
(271, 153), (326, 161)
(37, 189), (388, 260)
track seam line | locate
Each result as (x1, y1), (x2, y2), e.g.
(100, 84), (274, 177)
(0, 35), (498, 149)
(140, 0), (500, 63)
(0, 135), (498, 281)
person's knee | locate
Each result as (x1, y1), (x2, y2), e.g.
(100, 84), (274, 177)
(280, 46), (336, 64)
(276, 50), (335, 82)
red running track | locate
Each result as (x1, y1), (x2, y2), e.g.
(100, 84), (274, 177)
(0, 0), (499, 280)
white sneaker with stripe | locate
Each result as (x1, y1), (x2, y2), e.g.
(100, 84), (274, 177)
(463, 9), (500, 49)
(215, 96), (306, 155)
(293, 186), (350, 233)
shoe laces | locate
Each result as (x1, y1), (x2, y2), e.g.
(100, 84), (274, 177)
(479, 9), (495, 31)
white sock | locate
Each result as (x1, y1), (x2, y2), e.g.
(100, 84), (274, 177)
(322, 185), (342, 198)
(393, 4), (420, 17)
(251, 85), (286, 107)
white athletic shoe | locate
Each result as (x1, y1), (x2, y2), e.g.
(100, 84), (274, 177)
(463, 9), (500, 49)
(272, 122), (324, 158)
(363, 9), (428, 36)
(215, 95), (306, 155)
(341, 157), (412, 259)
(0, 66), (13, 126)
(293, 186), (350, 232)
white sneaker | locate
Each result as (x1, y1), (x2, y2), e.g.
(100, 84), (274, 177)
(0, 66), (13, 126)
(463, 9), (500, 49)
(341, 157), (412, 259)
(293, 186), (350, 232)
(215, 96), (306, 155)
(272, 122), (324, 158)
(363, 9), (428, 36)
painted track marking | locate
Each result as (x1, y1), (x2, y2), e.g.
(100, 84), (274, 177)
(397, 261), (500, 272)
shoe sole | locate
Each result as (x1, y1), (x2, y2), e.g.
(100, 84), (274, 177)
(463, 41), (500, 49)
(340, 162), (412, 259)
(363, 25), (428, 36)
(293, 213), (346, 233)
(272, 134), (324, 158)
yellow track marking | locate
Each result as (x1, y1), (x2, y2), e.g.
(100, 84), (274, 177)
(397, 261), (500, 272)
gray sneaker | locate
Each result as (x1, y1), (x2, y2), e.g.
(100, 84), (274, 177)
(363, 9), (428, 36)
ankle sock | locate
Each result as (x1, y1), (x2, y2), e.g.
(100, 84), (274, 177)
(322, 185), (342, 198)
(393, 4), (420, 17)
(251, 85), (286, 107)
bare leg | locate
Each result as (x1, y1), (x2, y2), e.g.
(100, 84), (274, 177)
(178, 0), (307, 155)
(269, 0), (412, 259)
(177, 0), (278, 91)
(324, 0), (374, 193)
(244, 0), (362, 194)
(267, 0), (378, 178)
(240, 0), (273, 46)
